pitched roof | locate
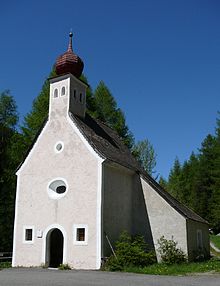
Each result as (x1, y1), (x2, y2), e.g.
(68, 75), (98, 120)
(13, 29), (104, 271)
(69, 112), (141, 171)
(71, 112), (208, 225)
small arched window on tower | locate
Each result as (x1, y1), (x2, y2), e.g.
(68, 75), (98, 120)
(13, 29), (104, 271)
(61, 86), (66, 96)
(79, 92), (83, 104)
(54, 88), (58, 98)
(73, 89), (76, 99)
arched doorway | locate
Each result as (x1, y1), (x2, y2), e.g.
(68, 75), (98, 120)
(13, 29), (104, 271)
(46, 228), (64, 268)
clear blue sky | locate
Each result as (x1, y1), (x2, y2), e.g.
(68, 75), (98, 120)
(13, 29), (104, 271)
(1, 0), (220, 179)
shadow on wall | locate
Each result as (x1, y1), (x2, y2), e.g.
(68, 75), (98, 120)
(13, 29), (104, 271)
(132, 174), (155, 251)
(102, 165), (155, 257)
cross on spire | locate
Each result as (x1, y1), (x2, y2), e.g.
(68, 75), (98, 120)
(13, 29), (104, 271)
(68, 32), (73, 52)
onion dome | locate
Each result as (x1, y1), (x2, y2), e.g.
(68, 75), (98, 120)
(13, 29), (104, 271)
(55, 33), (84, 78)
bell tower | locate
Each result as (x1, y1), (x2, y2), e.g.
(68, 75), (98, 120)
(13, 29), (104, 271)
(49, 33), (87, 121)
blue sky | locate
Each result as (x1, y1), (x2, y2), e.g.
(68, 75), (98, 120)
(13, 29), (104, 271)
(1, 0), (220, 179)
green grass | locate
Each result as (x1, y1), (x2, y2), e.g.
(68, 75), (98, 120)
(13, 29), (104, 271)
(122, 259), (220, 276)
(0, 262), (11, 270)
(210, 235), (220, 250)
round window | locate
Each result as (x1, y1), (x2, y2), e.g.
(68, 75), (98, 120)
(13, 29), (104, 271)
(56, 185), (66, 194)
(54, 141), (64, 153)
(48, 179), (68, 199)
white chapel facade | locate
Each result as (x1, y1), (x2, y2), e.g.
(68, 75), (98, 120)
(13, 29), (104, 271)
(12, 34), (210, 269)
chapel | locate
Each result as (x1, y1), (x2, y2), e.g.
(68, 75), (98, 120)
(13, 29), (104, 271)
(12, 34), (209, 269)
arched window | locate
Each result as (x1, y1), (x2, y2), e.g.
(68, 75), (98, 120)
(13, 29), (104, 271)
(61, 86), (65, 96)
(79, 93), (83, 103)
(54, 88), (58, 98)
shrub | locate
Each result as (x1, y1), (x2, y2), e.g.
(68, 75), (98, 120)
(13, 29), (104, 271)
(0, 262), (11, 269)
(105, 231), (156, 271)
(157, 236), (186, 264)
(58, 263), (71, 270)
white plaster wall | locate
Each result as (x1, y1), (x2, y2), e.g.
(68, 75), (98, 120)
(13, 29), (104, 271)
(13, 88), (102, 269)
(102, 164), (134, 256)
(103, 165), (155, 256)
(141, 177), (188, 261)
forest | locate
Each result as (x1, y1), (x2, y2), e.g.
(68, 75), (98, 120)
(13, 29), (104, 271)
(160, 114), (220, 233)
(0, 71), (219, 252)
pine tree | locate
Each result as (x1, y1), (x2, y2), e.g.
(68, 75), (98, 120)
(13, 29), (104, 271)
(0, 90), (18, 128)
(159, 176), (168, 190)
(167, 158), (182, 200)
(92, 81), (134, 148)
(185, 152), (200, 211)
(0, 91), (20, 251)
(208, 116), (220, 232)
(166, 114), (220, 230)
(22, 70), (56, 145)
(196, 134), (217, 220)
(79, 74), (96, 115)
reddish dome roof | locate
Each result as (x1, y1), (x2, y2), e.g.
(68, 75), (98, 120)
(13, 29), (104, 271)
(55, 33), (84, 78)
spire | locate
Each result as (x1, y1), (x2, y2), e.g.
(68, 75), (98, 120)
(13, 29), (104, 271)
(55, 33), (84, 78)
(68, 32), (73, 52)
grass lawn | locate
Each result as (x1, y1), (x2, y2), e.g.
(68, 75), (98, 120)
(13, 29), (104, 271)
(210, 235), (220, 249)
(122, 259), (220, 276)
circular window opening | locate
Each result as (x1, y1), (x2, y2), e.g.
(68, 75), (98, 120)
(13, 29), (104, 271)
(48, 179), (68, 199)
(54, 142), (64, 153)
(56, 185), (66, 194)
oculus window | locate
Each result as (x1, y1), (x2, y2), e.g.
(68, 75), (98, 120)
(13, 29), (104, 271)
(48, 178), (68, 199)
(54, 141), (64, 153)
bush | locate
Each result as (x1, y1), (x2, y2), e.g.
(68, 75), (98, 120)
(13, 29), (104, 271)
(0, 262), (11, 269)
(157, 236), (186, 264)
(58, 263), (71, 270)
(105, 231), (156, 271)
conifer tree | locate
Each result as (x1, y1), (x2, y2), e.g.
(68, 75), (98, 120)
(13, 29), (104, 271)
(207, 117), (220, 231)
(167, 157), (182, 200)
(0, 91), (19, 251)
(196, 134), (217, 220)
(92, 81), (134, 148)
(22, 70), (56, 145)
(159, 176), (168, 190)
(166, 114), (220, 231)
